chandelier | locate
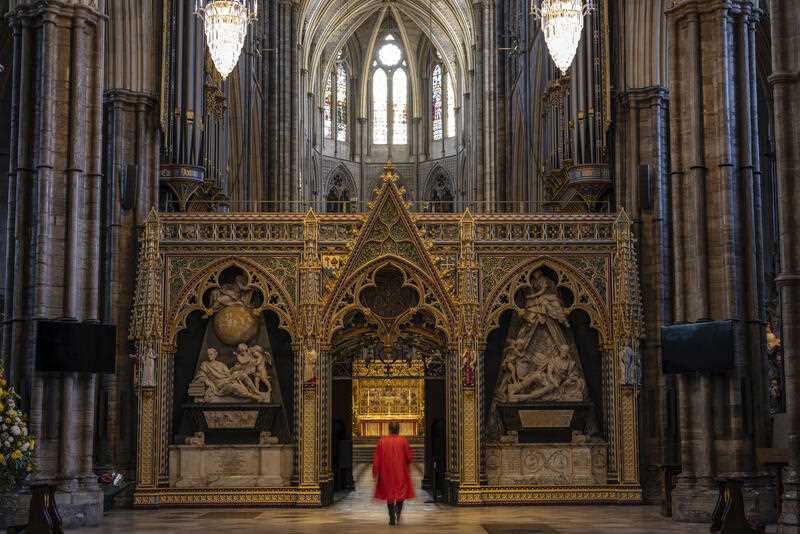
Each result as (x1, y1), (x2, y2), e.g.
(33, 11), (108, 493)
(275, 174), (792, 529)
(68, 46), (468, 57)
(195, 0), (258, 79)
(531, 0), (594, 75)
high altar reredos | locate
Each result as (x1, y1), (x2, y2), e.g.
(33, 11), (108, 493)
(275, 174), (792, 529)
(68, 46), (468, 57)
(129, 162), (643, 507)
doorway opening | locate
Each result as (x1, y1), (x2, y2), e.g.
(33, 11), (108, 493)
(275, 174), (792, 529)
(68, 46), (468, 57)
(332, 356), (446, 497)
(325, 262), (452, 503)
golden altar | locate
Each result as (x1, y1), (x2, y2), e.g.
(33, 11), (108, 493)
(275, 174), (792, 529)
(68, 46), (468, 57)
(352, 361), (425, 437)
(356, 414), (421, 437)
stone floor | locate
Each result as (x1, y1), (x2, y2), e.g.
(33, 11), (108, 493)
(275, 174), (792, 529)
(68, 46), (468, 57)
(73, 464), (716, 533)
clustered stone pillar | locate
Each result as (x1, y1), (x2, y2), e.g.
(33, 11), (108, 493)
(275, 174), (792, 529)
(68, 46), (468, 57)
(769, 2), (800, 532)
(665, 0), (772, 523)
(3, 0), (106, 527)
(615, 86), (671, 501)
(612, 0), (671, 501)
(102, 0), (161, 475)
(266, 0), (300, 210)
(473, 0), (497, 208)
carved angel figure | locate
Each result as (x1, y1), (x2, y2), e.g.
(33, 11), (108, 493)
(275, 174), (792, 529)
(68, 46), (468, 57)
(208, 275), (256, 313)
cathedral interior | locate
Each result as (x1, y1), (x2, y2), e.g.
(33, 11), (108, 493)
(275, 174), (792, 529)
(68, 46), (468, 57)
(0, 0), (798, 532)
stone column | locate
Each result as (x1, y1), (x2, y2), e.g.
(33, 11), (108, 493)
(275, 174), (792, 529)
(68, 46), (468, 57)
(473, 0), (497, 208)
(102, 0), (161, 474)
(357, 117), (368, 203)
(665, 0), (772, 523)
(3, 0), (105, 526)
(769, 1), (800, 531)
(615, 87), (671, 501)
(100, 90), (159, 473)
(612, 0), (671, 501)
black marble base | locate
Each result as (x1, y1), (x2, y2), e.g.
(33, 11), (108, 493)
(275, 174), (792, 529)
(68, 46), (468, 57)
(181, 403), (285, 444)
(495, 401), (593, 443)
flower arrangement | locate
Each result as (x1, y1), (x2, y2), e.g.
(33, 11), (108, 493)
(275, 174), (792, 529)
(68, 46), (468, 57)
(0, 367), (35, 492)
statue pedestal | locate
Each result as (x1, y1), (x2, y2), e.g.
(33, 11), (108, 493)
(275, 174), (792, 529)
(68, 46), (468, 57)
(182, 403), (286, 442)
(488, 402), (606, 486)
(486, 440), (608, 486)
(168, 443), (294, 488)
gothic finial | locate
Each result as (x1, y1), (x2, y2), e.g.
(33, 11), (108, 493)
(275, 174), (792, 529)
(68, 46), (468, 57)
(146, 206), (160, 223)
(615, 207), (631, 225)
(380, 160), (399, 183)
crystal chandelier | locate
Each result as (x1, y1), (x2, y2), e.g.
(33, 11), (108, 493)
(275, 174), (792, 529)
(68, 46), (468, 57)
(195, 0), (258, 79)
(531, 0), (594, 75)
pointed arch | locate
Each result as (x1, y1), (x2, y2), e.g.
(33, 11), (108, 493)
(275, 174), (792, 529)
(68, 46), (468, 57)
(323, 164), (358, 212)
(480, 256), (611, 347)
(165, 256), (298, 349)
(321, 164), (457, 347)
(424, 164), (456, 212)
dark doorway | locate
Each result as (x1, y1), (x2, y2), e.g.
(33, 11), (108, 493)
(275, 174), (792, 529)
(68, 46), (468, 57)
(329, 356), (447, 502)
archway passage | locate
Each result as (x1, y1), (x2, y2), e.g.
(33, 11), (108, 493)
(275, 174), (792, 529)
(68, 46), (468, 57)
(320, 165), (458, 504)
(329, 272), (449, 500)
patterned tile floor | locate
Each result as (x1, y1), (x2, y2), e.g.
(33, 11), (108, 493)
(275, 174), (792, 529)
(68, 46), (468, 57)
(72, 464), (733, 533)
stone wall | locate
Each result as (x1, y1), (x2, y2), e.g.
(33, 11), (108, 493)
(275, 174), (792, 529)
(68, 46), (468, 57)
(3, 0), (107, 526)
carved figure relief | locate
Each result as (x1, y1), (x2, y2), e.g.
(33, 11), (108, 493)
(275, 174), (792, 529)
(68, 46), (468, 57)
(462, 347), (475, 387)
(492, 270), (590, 404)
(303, 349), (319, 384)
(620, 345), (640, 387)
(190, 346), (273, 403)
(138, 348), (158, 388)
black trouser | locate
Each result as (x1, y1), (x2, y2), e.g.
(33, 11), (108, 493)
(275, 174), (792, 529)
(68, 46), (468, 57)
(387, 500), (404, 523)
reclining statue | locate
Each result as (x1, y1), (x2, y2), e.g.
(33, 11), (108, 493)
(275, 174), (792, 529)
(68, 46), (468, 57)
(190, 346), (273, 403)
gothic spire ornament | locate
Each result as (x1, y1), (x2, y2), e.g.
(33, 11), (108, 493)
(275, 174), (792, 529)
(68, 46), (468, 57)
(195, 0), (258, 79)
(531, 0), (594, 75)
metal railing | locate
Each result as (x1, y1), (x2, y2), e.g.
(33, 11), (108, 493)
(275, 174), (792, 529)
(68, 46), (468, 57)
(159, 198), (611, 214)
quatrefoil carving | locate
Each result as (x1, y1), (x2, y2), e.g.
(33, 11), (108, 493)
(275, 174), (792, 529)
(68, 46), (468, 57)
(359, 266), (420, 319)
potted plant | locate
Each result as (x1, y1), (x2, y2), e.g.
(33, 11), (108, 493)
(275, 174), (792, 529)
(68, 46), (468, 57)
(0, 366), (36, 529)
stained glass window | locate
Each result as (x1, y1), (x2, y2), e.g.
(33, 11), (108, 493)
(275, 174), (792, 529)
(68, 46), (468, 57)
(336, 63), (348, 142)
(378, 43), (402, 67)
(373, 68), (388, 144)
(432, 65), (443, 141)
(323, 75), (333, 139)
(392, 68), (408, 145)
(446, 74), (456, 138)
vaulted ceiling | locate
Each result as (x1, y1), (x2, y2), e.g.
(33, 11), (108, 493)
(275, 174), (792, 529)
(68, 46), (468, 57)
(300, 0), (474, 98)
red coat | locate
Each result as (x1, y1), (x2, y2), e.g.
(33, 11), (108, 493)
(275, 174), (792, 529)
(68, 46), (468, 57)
(372, 434), (416, 501)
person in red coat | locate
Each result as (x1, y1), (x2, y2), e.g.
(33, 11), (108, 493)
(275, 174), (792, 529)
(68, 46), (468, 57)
(372, 421), (415, 525)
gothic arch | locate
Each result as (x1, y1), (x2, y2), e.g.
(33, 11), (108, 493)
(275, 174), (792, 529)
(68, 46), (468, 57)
(321, 255), (457, 348)
(165, 256), (297, 350)
(320, 164), (458, 348)
(423, 164), (456, 212)
(323, 164), (358, 212)
(480, 256), (611, 348)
